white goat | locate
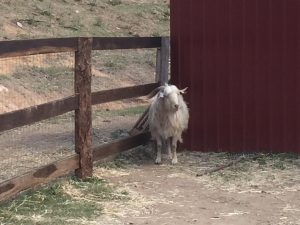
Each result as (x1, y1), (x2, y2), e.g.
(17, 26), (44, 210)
(148, 84), (189, 164)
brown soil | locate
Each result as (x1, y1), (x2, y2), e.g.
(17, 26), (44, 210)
(95, 152), (300, 225)
(0, 114), (140, 182)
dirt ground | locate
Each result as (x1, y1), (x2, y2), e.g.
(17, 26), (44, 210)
(94, 150), (300, 225)
(0, 142), (299, 225)
(0, 112), (140, 182)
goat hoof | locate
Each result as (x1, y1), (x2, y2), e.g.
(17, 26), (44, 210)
(171, 158), (178, 164)
(155, 158), (161, 164)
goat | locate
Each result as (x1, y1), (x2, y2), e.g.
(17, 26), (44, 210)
(148, 84), (189, 164)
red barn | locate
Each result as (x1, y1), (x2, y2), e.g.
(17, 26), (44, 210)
(170, 0), (300, 153)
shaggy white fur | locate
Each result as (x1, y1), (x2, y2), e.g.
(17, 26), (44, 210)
(148, 84), (189, 164)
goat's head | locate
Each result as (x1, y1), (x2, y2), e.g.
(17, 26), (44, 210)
(156, 84), (187, 112)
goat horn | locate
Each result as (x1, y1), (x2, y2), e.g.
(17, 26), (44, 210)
(146, 86), (164, 99)
(180, 87), (188, 94)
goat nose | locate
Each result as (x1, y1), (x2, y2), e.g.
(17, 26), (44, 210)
(174, 104), (179, 109)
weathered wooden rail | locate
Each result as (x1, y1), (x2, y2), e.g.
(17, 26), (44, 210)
(0, 37), (162, 58)
(0, 36), (170, 201)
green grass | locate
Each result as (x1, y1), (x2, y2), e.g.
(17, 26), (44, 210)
(114, 3), (169, 26)
(0, 75), (10, 81)
(93, 17), (104, 28)
(107, 0), (122, 6)
(0, 0), (169, 40)
(87, 0), (97, 7)
(0, 182), (99, 225)
(36, 105), (147, 126)
(0, 176), (129, 225)
(40, 112), (74, 125)
(93, 105), (148, 118)
(103, 55), (127, 71)
(34, 105), (147, 127)
(70, 176), (129, 201)
(12, 66), (73, 94)
(92, 49), (156, 73)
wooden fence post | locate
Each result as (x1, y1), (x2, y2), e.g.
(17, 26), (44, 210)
(154, 37), (170, 153)
(75, 37), (93, 180)
(155, 48), (161, 83)
(159, 37), (170, 85)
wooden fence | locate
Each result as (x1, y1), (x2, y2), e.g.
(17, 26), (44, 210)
(0, 36), (170, 201)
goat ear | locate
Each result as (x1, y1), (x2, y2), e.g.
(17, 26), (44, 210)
(179, 87), (188, 94)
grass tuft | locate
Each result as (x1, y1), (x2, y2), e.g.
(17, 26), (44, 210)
(107, 0), (122, 6)
(93, 18), (104, 27)
(100, 145), (154, 169)
(12, 65), (73, 94)
(0, 176), (129, 225)
(93, 105), (148, 118)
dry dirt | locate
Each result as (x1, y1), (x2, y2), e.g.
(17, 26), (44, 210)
(0, 113), (140, 182)
(94, 151), (300, 225)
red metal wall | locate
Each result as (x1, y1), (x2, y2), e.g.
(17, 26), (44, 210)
(171, 0), (300, 153)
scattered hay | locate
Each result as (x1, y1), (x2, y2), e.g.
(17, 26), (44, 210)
(219, 210), (250, 217)
(0, 177), (130, 225)
(98, 145), (154, 169)
(1, 147), (299, 225)
(166, 151), (300, 194)
(94, 167), (130, 177)
(102, 188), (154, 217)
(98, 146), (300, 196)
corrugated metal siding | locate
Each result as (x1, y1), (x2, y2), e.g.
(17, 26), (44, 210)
(170, 0), (300, 153)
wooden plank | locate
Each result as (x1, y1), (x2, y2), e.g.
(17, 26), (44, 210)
(0, 132), (150, 202)
(0, 96), (78, 132)
(131, 107), (149, 130)
(129, 107), (150, 135)
(138, 112), (149, 128)
(92, 83), (159, 105)
(75, 37), (93, 180)
(155, 48), (162, 82)
(0, 84), (158, 133)
(93, 132), (151, 162)
(92, 37), (161, 50)
(0, 37), (162, 59)
(160, 37), (170, 85)
(0, 37), (78, 58)
(0, 155), (79, 202)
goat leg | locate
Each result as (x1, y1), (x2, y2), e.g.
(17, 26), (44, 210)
(167, 137), (172, 160)
(155, 138), (162, 164)
(171, 137), (178, 164)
